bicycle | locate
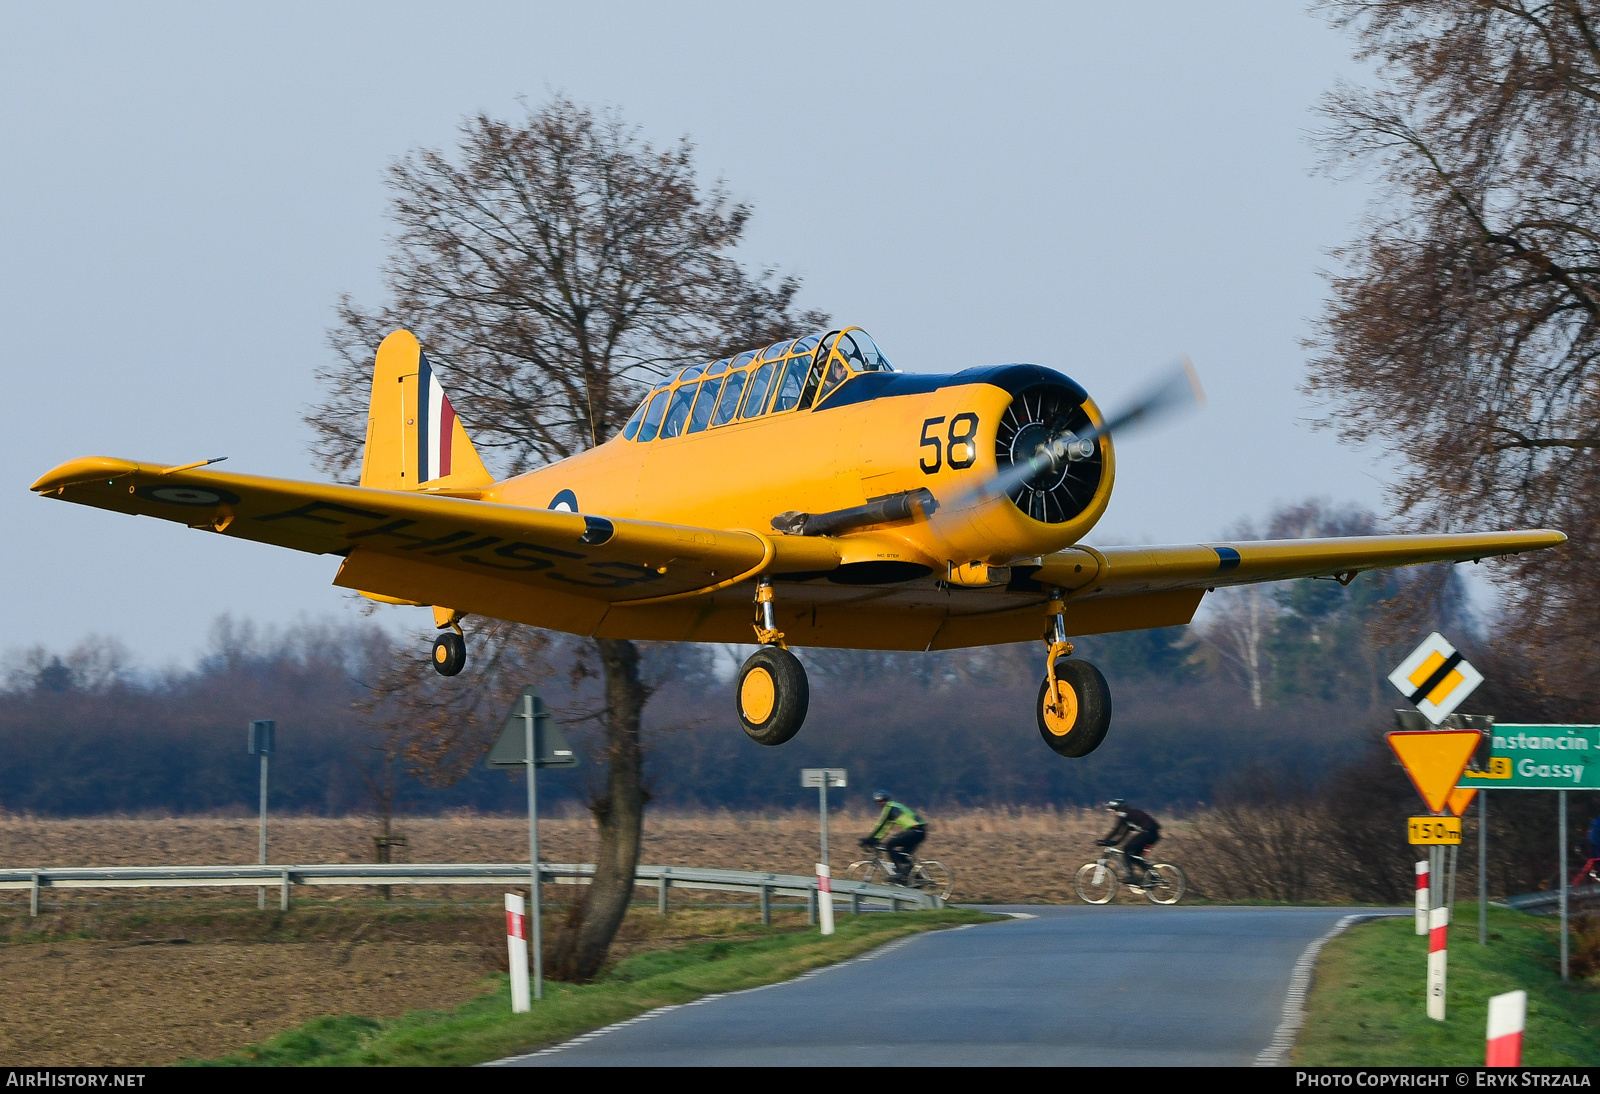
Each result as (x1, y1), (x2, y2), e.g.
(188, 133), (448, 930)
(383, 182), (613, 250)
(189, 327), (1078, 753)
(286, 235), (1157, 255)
(846, 840), (954, 900)
(1570, 857), (1600, 889)
(1074, 844), (1186, 905)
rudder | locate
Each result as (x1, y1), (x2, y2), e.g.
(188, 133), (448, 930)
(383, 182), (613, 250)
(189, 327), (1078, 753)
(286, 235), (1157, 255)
(360, 330), (493, 492)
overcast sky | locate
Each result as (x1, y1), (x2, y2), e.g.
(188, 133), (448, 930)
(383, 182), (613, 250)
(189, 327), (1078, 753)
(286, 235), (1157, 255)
(2, 1), (1411, 668)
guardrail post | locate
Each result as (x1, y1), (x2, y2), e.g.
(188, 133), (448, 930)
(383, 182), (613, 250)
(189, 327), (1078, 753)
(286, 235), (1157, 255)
(759, 884), (770, 926)
(658, 867), (669, 916)
(30, 872), (40, 918)
(850, 889), (860, 915)
(891, 896), (901, 913)
(280, 869), (291, 912)
(807, 883), (817, 925)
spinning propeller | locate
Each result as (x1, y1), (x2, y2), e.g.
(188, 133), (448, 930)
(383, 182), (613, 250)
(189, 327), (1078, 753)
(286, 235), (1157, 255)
(936, 357), (1205, 524)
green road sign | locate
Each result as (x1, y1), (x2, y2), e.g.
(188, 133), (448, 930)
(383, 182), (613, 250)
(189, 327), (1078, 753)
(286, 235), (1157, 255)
(1458, 724), (1600, 790)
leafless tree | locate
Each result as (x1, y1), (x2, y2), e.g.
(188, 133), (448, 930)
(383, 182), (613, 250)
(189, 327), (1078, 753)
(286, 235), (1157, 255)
(308, 97), (826, 981)
(1309, 0), (1598, 703)
(1198, 766), (1330, 902)
(1207, 586), (1275, 708)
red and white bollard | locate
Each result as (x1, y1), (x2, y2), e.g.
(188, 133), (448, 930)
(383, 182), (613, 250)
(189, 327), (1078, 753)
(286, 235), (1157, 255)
(1427, 905), (1449, 1020)
(1486, 989), (1526, 1066)
(817, 863), (835, 936)
(506, 892), (530, 1013)
(1415, 860), (1430, 935)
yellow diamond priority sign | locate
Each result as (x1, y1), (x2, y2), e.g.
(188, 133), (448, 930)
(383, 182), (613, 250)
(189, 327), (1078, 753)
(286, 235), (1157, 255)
(1388, 632), (1483, 725)
(1387, 730), (1484, 814)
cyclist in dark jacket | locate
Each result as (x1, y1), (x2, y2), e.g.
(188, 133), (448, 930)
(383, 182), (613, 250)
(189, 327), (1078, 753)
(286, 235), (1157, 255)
(862, 790), (927, 883)
(1099, 798), (1161, 885)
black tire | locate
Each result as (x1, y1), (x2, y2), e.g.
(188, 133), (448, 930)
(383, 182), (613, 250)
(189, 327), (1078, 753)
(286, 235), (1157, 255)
(431, 632), (466, 677)
(736, 646), (809, 745)
(1036, 659), (1112, 757)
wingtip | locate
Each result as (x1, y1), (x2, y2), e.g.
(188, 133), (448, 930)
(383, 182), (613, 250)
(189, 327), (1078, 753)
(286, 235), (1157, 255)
(31, 456), (142, 493)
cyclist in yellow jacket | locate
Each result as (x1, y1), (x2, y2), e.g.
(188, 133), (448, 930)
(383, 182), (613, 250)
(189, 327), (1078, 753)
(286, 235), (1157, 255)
(861, 790), (928, 883)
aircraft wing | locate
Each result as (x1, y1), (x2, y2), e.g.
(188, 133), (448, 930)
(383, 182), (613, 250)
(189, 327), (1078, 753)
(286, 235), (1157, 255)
(30, 457), (841, 628)
(1033, 531), (1565, 599)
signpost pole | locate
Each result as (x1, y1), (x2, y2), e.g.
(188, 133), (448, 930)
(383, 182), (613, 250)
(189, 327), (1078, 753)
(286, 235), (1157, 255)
(1440, 844), (1452, 914)
(1559, 789), (1569, 983)
(801, 768), (845, 937)
(524, 693), (542, 1001)
(248, 720), (275, 912)
(1447, 842), (1459, 914)
(1479, 790), (1488, 946)
(819, 780), (829, 869)
(258, 750), (269, 910)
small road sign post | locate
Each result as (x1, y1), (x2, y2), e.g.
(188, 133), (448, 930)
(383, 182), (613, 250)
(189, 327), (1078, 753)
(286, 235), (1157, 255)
(488, 687), (577, 1003)
(248, 720), (275, 911)
(1415, 861), (1429, 935)
(801, 768), (846, 936)
(1427, 905), (1450, 1021)
(505, 892), (530, 1013)
(1486, 989), (1526, 1066)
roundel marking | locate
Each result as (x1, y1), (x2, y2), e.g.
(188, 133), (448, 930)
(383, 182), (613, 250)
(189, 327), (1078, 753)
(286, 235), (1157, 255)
(549, 489), (578, 513)
(134, 484), (242, 507)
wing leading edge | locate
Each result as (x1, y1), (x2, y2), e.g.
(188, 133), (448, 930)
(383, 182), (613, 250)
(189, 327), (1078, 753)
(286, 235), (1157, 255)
(31, 456), (1564, 649)
(1034, 531), (1565, 599)
(29, 457), (840, 621)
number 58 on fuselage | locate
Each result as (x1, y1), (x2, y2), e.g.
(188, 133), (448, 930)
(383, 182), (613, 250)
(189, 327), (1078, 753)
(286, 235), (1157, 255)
(31, 326), (1563, 757)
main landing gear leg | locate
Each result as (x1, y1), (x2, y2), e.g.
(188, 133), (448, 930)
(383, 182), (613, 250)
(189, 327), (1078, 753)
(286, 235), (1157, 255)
(737, 578), (809, 746)
(430, 606), (467, 677)
(1036, 588), (1111, 757)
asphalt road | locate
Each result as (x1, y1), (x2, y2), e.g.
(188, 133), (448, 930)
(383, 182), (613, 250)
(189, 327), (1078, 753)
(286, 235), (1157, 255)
(501, 905), (1383, 1067)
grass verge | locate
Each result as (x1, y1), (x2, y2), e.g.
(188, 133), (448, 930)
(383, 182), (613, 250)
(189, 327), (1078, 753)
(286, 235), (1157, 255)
(190, 907), (993, 1066)
(1296, 907), (1600, 1066)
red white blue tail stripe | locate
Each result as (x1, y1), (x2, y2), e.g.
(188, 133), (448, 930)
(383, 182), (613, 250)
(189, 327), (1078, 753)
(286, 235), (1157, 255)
(417, 351), (456, 483)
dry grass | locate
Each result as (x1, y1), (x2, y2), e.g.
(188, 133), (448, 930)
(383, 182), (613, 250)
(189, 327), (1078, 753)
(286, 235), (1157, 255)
(0, 807), (1251, 906)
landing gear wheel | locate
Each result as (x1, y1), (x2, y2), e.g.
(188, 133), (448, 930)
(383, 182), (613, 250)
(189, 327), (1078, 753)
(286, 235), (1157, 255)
(431, 632), (466, 677)
(737, 646), (809, 746)
(1037, 659), (1111, 757)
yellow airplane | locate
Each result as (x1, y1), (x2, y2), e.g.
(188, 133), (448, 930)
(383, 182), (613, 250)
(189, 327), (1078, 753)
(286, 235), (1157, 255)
(32, 327), (1563, 758)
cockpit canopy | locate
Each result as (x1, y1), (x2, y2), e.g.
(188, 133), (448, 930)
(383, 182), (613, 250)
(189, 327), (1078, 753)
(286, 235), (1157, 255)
(620, 328), (894, 442)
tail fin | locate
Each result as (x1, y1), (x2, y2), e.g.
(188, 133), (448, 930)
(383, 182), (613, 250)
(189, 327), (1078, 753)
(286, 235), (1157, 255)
(360, 330), (493, 492)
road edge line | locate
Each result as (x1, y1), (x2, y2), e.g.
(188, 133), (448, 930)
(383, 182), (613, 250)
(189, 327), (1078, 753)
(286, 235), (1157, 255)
(1253, 911), (1403, 1067)
(485, 926), (951, 1065)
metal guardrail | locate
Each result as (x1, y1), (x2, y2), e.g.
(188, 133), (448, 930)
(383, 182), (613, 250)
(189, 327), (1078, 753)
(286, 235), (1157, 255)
(0, 862), (943, 919)
(1503, 882), (1600, 914)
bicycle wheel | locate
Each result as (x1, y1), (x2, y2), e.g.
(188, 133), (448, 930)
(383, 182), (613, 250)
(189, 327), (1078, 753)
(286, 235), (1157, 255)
(846, 859), (881, 885)
(1143, 863), (1186, 905)
(1074, 861), (1118, 904)
(913, 861), (953, 900)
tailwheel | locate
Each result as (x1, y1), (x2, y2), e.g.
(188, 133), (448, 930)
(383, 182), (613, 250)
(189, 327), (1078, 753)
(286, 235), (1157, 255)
(430, 631), (466, 677)
(736, 646), (809, 746)
(1036, 658), (1111, 757)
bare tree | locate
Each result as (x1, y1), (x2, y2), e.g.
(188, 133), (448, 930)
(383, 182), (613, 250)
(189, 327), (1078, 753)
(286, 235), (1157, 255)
(309, 98), (825, 980)
(1199, 766), (1329, 902)
(1309, 1), (1597, 701)
(1207, 586), (1274, 708)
